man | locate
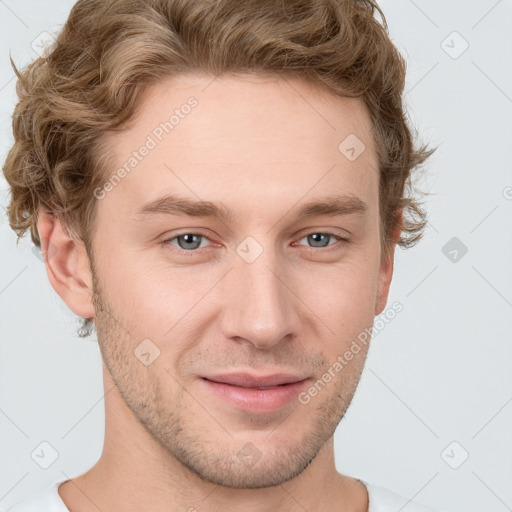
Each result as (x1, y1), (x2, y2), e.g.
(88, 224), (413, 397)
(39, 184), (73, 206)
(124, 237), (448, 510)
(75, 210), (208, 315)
(2, 0), (449, 510)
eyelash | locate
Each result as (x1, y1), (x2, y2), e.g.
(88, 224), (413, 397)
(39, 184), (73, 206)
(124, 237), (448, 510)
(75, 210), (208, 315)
(161, 231), (350, 255)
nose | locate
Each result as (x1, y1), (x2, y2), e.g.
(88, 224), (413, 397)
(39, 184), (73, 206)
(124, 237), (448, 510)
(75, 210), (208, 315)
(219, 244), (300, 349)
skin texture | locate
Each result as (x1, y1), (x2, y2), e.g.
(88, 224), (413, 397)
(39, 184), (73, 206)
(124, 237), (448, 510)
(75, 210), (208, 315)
(37, 74), (400, 512)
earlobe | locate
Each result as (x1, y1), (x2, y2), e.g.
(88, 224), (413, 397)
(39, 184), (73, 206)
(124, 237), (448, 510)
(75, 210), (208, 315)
(36, 207), (96, 319)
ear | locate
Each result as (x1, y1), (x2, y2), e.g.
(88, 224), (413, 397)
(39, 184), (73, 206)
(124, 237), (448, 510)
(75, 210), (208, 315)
(374, 209), (402, 316)
(36, 207), (96, 319)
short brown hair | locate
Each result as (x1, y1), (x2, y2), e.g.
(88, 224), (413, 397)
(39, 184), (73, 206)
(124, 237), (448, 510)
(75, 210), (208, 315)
(2, 0), (434, 336)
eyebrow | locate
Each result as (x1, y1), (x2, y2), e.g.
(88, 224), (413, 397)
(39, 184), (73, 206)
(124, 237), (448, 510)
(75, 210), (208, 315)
(134, 193), (368, 223)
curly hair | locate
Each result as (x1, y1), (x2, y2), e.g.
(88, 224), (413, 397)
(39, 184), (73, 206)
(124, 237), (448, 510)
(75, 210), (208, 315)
(2, 0), (435, 337)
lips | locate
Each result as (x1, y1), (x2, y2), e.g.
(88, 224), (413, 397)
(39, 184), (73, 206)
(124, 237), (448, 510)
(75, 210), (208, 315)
(199, 372), (310, 413)
(200, 372), (308, 389)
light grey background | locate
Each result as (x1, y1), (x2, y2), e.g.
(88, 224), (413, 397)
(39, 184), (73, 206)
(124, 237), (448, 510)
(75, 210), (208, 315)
(0, 1), (511, 511)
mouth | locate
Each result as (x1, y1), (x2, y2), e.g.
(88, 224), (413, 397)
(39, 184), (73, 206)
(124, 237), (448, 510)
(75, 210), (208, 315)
(199, 372), (310, 413)
(201, 372), (308, 387)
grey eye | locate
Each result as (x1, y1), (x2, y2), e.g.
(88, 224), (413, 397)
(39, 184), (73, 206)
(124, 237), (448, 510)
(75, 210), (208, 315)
(300, 233), (338, 248)
(171, 234), (206, 250)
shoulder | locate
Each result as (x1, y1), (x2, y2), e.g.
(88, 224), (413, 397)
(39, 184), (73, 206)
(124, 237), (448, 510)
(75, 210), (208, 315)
(3, 480), (69, 512)
(360, 479), (453, 512)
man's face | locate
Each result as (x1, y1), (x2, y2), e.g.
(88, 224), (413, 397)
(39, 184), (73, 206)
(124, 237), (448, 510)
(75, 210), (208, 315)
(89, 74), (391, 488)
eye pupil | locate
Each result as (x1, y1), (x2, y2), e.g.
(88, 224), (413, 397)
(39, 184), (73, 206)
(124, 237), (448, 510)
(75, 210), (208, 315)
(178, 234), (202, 250)
(308, 233), (330, 247)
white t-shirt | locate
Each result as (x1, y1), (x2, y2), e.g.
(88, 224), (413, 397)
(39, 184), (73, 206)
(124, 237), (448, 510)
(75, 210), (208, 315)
(4, 478), (451, 511)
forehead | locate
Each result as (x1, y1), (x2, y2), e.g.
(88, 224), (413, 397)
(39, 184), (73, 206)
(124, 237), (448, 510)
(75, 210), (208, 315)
(99, 73), (378, 221)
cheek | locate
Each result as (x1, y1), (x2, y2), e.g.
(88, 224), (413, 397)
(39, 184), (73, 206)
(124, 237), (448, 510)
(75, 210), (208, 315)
(300, 262), (378, 346)
(100, 253), (214, 353)
(304, 259), (378, 309)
